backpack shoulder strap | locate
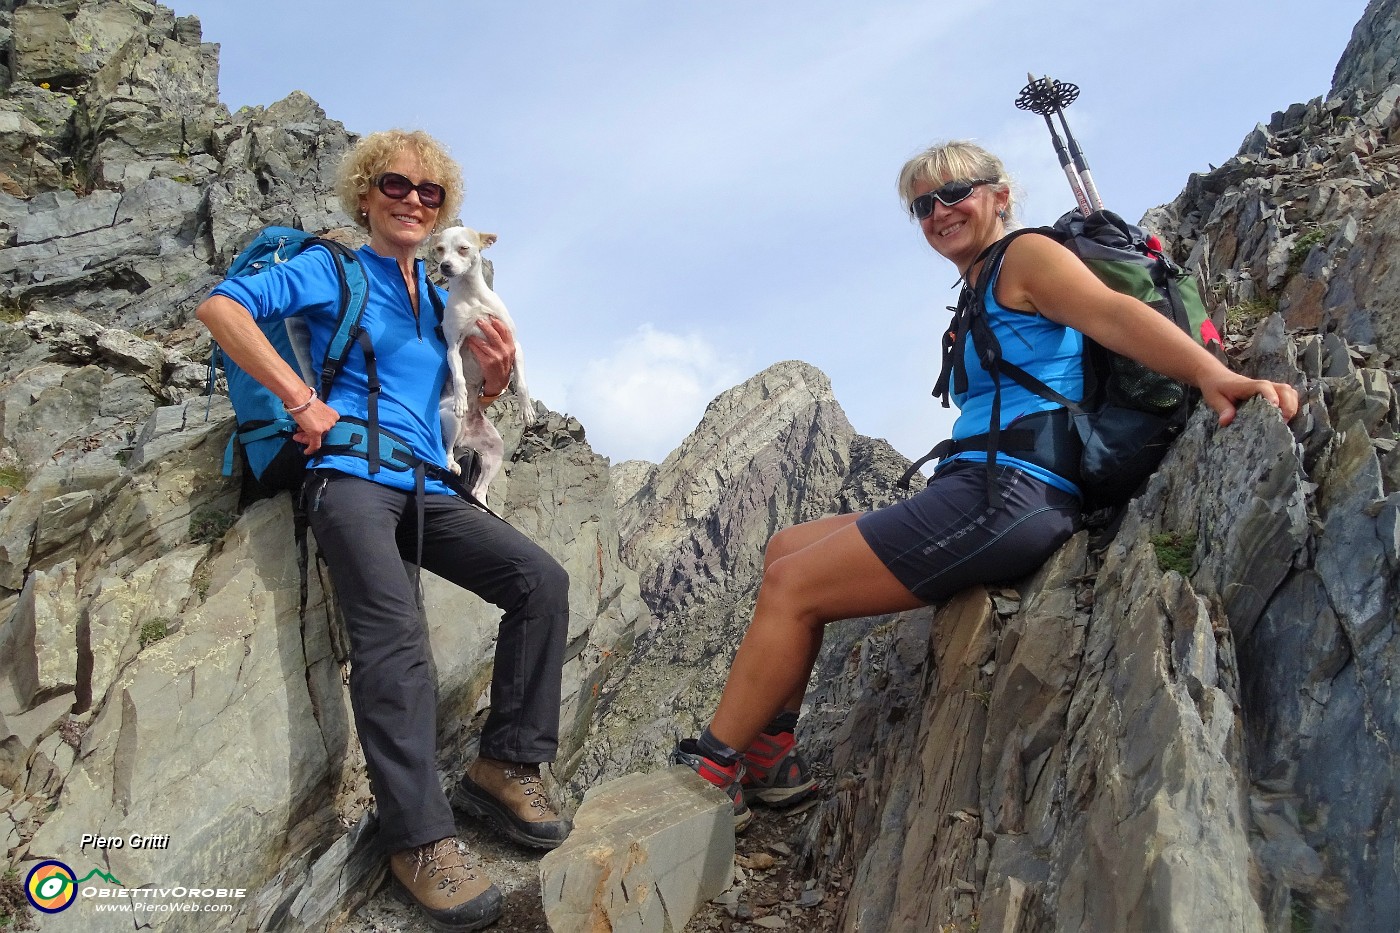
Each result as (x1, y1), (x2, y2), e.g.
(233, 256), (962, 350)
(425, 279), (446, 318)
(931, 229), (1041, 404)
(299, 239), (386, 473)
(425, 279), (447, 344)
(972, 227), (1056, 301)
(928, 227), (1057, 509)
(307, 239), (371, 400)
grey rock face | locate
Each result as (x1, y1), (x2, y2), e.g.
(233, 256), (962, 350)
(0, 3), (645, 930)
(1331, 0), (1400, 99)
(1142, 69), (1400, 363)
(0, 3), (354, 348)
(1121, 32), (1400, 928)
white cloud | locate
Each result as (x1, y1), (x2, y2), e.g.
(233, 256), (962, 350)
(561, 325), (749, 464)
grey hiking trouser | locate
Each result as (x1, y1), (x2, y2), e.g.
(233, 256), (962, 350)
(305, 470), (570, 853)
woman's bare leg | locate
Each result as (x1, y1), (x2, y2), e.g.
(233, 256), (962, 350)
(761, 513), (862, 712)
(709, 516), (924, 752)
(762, 514), (863, 569)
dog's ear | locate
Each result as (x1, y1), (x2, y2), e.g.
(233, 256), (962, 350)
(480, 232), (498, 249)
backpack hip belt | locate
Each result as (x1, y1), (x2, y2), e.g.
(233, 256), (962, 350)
(897, 408), (1082, 490)
(316, 416), (501, 608)
(321, 416), (492, 514)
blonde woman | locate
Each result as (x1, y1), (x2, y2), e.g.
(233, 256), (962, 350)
(672, 140), (1299, 831)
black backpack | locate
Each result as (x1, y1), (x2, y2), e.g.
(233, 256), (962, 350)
(901, 209), (1222, 512)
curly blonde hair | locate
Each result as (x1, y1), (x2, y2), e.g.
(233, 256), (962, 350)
(897, 140), (1017, 229)
(336, 129), (463, 233)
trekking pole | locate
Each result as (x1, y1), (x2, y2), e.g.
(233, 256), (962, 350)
(1015, 75), (1104, 212)
(1048, 79), (1104, 211)
(1016, 73), (1091, 215)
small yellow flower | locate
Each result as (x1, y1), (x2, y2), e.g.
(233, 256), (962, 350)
(39, 82), (50, 90)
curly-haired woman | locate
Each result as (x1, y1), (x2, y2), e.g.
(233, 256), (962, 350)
(197, 129), (569, 931)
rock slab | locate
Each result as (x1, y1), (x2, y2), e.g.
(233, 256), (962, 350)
(540, 766), (734, 933)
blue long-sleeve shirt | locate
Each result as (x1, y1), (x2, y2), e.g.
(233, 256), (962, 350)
(212, 244), (457, 495)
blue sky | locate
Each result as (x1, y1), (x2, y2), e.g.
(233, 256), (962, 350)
(170, 0), (1366, 466)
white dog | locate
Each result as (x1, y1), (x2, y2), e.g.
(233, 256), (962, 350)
(432, 225), (534, 503)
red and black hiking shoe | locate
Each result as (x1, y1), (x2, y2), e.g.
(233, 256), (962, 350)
(670, 739), (752, 832)
(741, 730), (818, 807)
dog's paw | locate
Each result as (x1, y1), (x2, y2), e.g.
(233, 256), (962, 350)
(447, 459), (462, 475)
(453, 396), (470, 418)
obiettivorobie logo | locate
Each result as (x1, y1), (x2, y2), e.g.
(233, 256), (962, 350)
(24, 861), (123, 914)
(23, 856), (246, 917)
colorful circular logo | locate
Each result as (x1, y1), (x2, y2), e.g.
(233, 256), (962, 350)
(25, 860), (78, 913)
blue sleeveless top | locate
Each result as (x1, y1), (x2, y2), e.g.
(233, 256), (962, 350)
(942, 263), (1085, 496)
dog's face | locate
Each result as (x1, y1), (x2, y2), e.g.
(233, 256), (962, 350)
(432, 226), (498, 279)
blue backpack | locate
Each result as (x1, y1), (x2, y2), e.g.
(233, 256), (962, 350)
(211, 226), (371, 491)
(209, 226), (474, 502)
(208, 226), (483, 611)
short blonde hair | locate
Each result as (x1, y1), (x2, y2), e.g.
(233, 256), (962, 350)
(897, 140), (1016, 228)
(336, 129), (463, 233)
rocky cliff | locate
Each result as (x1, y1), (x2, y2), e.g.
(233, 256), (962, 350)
(0, 3), (647, 930)
(1, 0), (1398, 932)
(571, 361), (909, 795)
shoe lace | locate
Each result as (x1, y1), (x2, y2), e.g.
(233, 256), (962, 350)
(409, 838), (479, 894)
(503, 765), (553, 814)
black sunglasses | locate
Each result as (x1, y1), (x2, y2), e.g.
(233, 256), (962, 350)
(909, 179), (995, 219)
(375, 172), (446, 209)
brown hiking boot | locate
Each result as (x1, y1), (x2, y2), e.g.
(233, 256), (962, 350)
(388, 836), (502, 932)
(452, 757), (572, 849)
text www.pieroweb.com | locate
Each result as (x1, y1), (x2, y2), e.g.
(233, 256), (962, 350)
(92, 900), (236, 914)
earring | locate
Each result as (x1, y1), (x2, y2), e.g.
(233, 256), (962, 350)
(997, 209), (1007, 220)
